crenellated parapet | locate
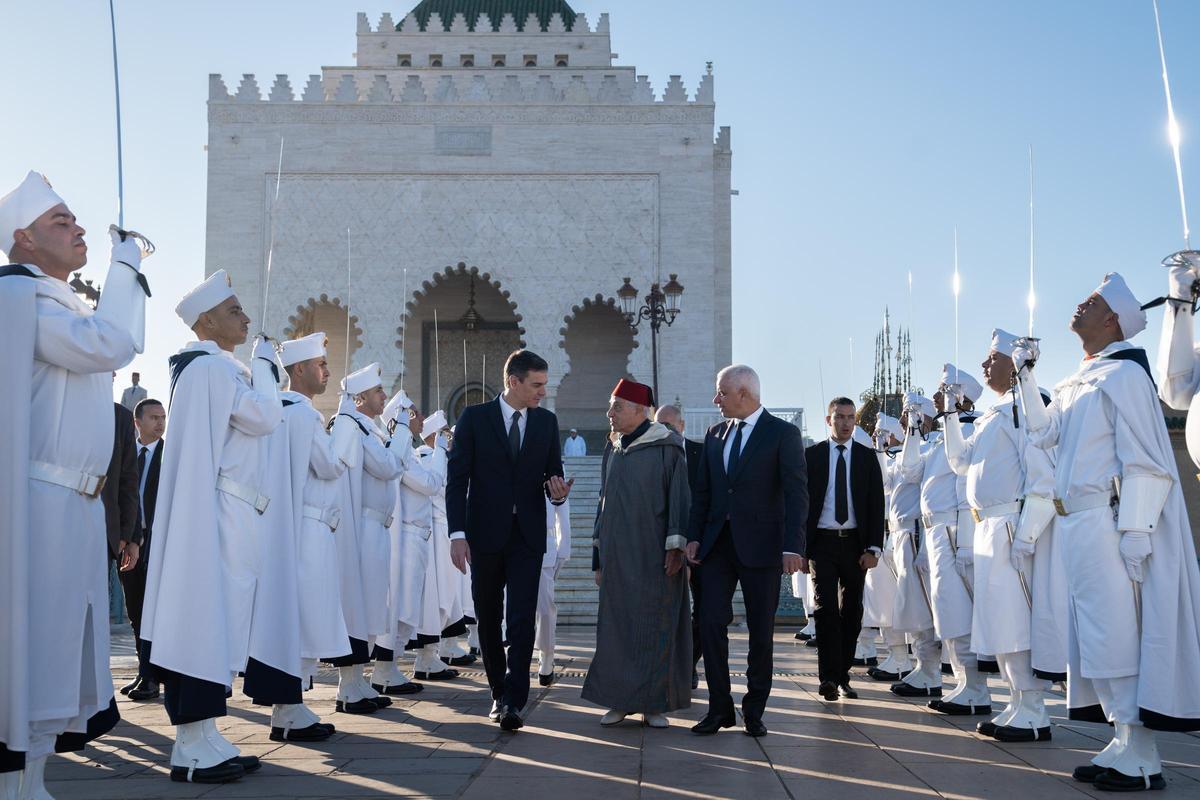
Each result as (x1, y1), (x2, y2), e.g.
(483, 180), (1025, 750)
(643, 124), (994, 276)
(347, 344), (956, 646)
(355, 10), (607, 34)
(208, 68), (715, 106)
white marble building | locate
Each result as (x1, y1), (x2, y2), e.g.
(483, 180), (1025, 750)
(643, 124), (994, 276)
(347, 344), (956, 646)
(206, 0), (732, 433)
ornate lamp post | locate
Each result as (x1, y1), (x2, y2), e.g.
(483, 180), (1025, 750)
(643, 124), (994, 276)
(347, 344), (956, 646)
(616, 273), (684, 403)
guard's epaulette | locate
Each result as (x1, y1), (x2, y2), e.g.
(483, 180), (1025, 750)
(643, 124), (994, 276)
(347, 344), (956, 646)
(281, 399), (297, 408)
(326, 412), (369, 436)
(0, 264), (37, 278)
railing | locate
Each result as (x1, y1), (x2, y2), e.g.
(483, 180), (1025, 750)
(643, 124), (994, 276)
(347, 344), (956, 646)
(682, 407), (807, 441)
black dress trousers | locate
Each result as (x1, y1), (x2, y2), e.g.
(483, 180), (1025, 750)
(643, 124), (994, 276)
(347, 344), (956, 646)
(809, 530), (867, 686)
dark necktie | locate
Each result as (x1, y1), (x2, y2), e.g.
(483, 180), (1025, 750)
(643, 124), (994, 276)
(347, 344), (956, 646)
(137, 446), (147, 480)
(835, 444), (849, 525)
(726, 421), (745, 475)
(509, 410), (522, 462)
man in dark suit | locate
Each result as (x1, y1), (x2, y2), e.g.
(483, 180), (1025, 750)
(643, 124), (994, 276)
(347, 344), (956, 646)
(124, 398), (166, 700)
(685, 366), (808, 737)
(447, 350), (571, 732)
(804, 397), (885, 702)
(102, 400), (141, 617)
(655, 404), (705, 689)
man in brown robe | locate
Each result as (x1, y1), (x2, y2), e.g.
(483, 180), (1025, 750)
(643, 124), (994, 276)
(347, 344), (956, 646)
(582, 380), (691, 728)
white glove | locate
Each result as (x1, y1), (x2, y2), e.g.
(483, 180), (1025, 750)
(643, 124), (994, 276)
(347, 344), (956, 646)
(108, 226), (142, 271)
(954, 547), (973, 579)
(252, 335), (279, 364)
(1169, 265), (1196, 302)
(1012, 341), (1039, 372)
(435, 433), (449, 451)
(1010, 536), (1036, 573)
(1119, 531), (1152, 583)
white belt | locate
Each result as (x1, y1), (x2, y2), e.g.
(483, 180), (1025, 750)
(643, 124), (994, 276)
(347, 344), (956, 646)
(1054, 492), (1115, 517)
(216, 473), (270, 515)
(401, 522), (433, 541)
(970, 500), (1023, 523)
(921, 511), (957, 528)
(363, 507), (394, 528)
(303, 505), (341, 532)
(29, 461), (106, 498)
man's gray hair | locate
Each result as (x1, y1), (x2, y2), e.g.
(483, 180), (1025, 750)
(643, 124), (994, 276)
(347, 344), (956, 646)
(717, 364), (761, 400)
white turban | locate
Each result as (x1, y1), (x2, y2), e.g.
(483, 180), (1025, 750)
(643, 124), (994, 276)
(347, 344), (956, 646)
(990, 328), (1020, 358)
(1095, 271), (1147, 340)
(279, 332), (326, 367)
(941, 363), (983, 403)
(342, 362), (382, 396)
(176, 270), (236, 328)
(0, 171), (65, 258)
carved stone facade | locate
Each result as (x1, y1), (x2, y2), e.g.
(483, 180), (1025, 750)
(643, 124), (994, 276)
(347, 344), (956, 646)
(206, 6), (732, 429)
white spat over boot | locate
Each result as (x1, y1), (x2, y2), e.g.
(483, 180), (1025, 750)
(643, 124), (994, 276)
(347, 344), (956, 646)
(15, 756), (52, 800)
(2, 769), (21, 800)
(1098, 724), (1164, 791)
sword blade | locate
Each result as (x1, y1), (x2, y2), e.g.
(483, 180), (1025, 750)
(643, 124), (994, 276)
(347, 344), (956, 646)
(260, 137), (285, 334)
(1152, 0), (1192, 249)
(1004, 522), (1033, 610)
(108, 0), (125, 228)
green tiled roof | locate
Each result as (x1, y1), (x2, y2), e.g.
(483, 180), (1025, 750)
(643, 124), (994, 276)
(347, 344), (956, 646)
(406, 0), (578, 31)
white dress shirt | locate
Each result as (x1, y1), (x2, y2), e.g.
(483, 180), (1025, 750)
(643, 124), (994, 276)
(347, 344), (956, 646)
(817, 436), (857, 530)
(723, 404), (764, 470)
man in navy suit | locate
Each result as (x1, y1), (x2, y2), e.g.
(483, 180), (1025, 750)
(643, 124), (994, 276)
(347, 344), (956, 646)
(447, 350), (571, 732)
(685, 365), (808, 737)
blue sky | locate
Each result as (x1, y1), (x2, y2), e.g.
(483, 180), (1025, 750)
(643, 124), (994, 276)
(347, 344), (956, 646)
(4, 1), (1199, 426)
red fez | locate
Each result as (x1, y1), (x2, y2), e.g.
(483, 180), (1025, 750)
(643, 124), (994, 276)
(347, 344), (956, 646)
(612, 378), (655, 407)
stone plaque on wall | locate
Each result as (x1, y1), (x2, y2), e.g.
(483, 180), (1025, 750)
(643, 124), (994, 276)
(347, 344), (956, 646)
(435, 126), (492, 156)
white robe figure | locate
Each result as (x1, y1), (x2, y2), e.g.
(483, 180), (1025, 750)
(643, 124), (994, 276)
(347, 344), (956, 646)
(945, 388), (1061, 738)
(899, 414), (990, 711)
(1, 247), (144, 788)
(396, 441), (450, 676)
(862, 442), (906, 679)
(1023, 338), (1200, 784)
(888, 432), (940, 691)
(536, 497), (572, 677)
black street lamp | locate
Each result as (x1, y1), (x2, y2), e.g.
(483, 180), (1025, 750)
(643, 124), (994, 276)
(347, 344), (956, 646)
(617, 274), (684, 404)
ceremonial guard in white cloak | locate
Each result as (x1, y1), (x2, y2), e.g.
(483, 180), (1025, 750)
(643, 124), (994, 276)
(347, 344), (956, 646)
(422, 413), (473, 669)
(0, 172), (148, 799)
(140, 270), (283, 784)
(262, 333), (358, 742)
(535, 495), (572, 685)
(850, 426), (882, 667)
(1021, 272), (1200, 791)
(390, 410), (453, 682)
(862, 414), (910, 681)
(895, 383), (991, 714)
(944, 332), (1062, 742)
(327, 364), (409, 711)
(885, 395), (942, 694)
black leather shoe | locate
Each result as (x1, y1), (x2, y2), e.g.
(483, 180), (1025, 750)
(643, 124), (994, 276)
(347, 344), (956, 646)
(128, 681), (160, 701)
(867, 667), (903, 682)
(1073, 764), (1107, 783)
(1094, 768), (1166, 791)
(170, 762), (244, 783)
(227, 756), (260, 774)
(838, 684), (858, 700)
(850, 657), (879, 667)
(119, 677), (140, 695)
(335, 698), (378, 714)
(934, 701), (991, 716)
(804, 638), (819, 648)
(538, 672), (556, 687)
(977, 721), (998, 737)
(818, 681), (839, 701)
(368, 695), (393, 708)
(488, 700), (503, 722)
(690, 712), (735, 735)
(795, 631), (812, 641)
(269, 723), (334, 742)
(414, 668), (459, 681)
(372, 682), (424, 695)
(891, 682), (942, 698)
(469, 646), (481, 656)
(691, 671), (700, 690)
(448, 653), (477, 666)
(743, 717), (768, 737)
(499, 707), (524, 732)
(993, 725), (1051, 743)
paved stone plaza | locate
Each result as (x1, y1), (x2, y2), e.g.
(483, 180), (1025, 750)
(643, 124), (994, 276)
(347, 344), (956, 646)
(46, 629), (1200, 799)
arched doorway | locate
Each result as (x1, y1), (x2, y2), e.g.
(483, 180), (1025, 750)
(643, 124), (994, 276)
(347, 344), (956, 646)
(285, 294), (363, 418)
(400, 263), (522, 421)
(556, 296), (637, 445)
